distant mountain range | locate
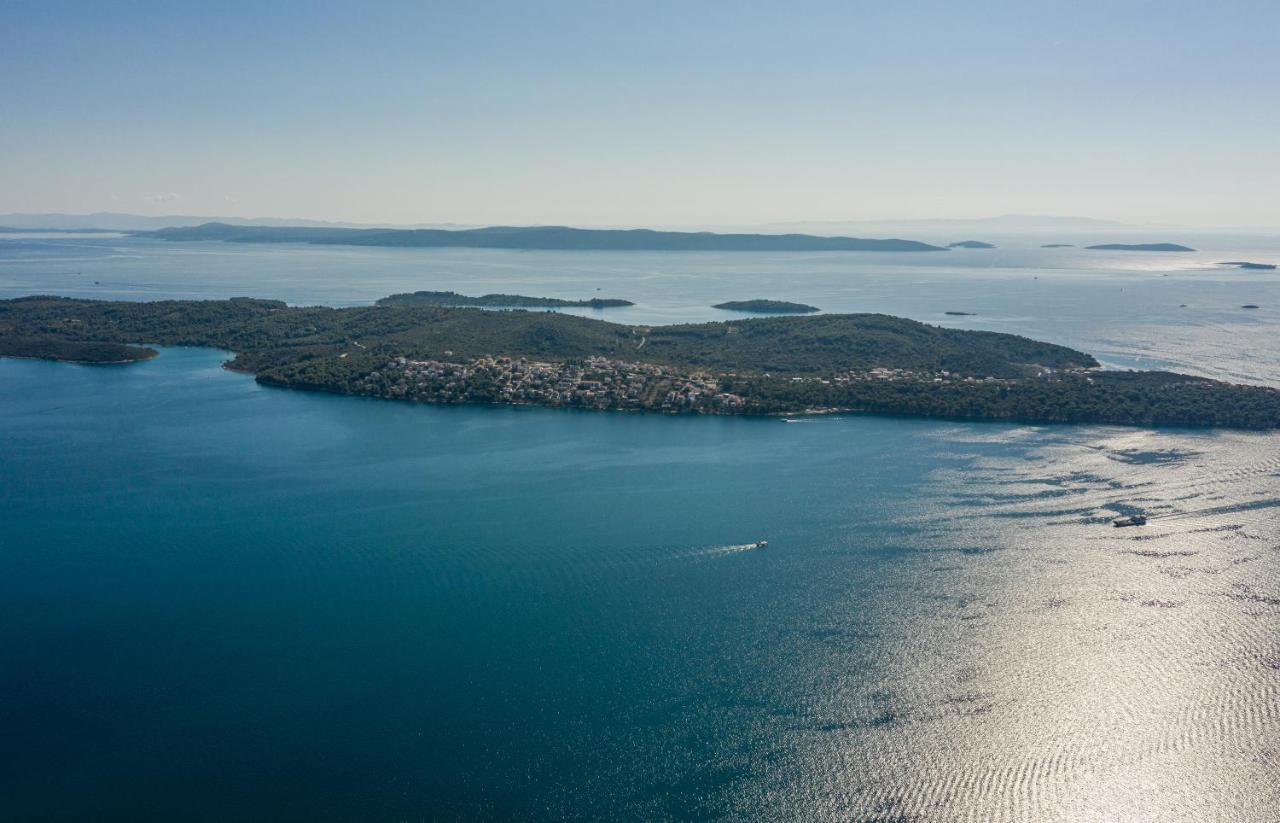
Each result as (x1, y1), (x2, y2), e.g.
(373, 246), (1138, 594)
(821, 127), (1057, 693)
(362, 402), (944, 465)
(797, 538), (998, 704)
(0, 212), (1141, 234)
(0, 226), (118, 234)
(0, 212), (469, 231)
(138, 223), (948, 252)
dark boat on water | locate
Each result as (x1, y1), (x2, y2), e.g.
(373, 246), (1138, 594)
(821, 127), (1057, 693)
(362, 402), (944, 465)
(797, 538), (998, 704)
(1113, 515), (1148, 528)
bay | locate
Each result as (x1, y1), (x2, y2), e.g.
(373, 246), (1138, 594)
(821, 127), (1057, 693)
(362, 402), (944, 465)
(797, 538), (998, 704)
(1, 236), (1279, 820)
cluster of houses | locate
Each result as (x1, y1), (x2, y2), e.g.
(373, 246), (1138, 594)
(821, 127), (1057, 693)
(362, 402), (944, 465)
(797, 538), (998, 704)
(787, 367), (1025, 385)
(359, 355), (747, 413)
(350, 356), (1069, 416)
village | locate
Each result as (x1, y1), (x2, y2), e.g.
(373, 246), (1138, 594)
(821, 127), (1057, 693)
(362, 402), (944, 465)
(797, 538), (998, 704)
(352, 355), (1061, 416)
(360, 355), (749, 413)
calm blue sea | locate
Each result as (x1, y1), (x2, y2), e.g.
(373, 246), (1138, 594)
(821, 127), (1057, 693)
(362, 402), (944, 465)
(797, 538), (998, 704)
(2, 236), (1279, 820)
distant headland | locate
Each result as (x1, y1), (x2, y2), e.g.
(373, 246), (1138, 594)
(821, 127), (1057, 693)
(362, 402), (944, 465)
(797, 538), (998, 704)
(1086, 243), (1196, 252)
(947, 240), (995, 249)
(137, 223), (948, 252)
(0, 336), (157, 364)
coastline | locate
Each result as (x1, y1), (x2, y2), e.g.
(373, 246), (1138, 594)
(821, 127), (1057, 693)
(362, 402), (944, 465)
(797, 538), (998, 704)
(250, 363), (1280, 430)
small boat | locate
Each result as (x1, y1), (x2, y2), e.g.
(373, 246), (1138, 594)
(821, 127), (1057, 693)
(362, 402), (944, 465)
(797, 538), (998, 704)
(1113, 515), (1147, 528)
(754, 540), (769, 548)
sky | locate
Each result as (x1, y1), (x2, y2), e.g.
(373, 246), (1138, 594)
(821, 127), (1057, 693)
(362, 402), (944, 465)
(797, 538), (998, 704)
(3, 0), (1279, 228)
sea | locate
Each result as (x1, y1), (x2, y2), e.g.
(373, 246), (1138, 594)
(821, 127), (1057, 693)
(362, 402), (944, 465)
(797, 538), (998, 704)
(2, 233), (1278, 820)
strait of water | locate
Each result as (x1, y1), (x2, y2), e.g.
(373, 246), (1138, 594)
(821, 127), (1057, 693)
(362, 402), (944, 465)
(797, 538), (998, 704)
(1, 236), (1279, 820)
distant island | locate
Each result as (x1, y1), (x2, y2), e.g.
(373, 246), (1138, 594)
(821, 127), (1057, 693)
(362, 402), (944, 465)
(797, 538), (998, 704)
(4, 295), (1280, 429)
(1086, 243), (1196, 252)
(1041, 243), (1074, 248)
(136, 223), (948, 252)
(711, 300), (820, 314)
(944, 311), (976, 316)
(948, 240), (995, 249)
(1221, 261), (1277, 270)
(377, 291), (633, 309)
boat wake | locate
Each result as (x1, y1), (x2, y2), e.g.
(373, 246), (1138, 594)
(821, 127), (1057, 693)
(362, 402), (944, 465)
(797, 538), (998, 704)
(687, 542), (768, 559)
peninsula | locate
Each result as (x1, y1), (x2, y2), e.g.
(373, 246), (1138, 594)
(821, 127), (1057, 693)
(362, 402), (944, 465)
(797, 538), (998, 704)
(4, 295), (1279, 429)
(137, 223), (948, 252)
(711, 300), (820, 314)
(0, 336), (156, 363)
(1086, 243), (1196, 252)
(377, 291), (633, 309)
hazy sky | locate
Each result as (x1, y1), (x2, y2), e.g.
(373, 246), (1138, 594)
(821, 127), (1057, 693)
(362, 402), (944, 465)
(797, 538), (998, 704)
(4, 1), (1278, 227)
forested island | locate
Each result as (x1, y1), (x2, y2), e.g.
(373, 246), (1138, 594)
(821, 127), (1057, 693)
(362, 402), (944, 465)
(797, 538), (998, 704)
(1086, 243), (1196, 252)
(711, 300), (820, 314)
(137, 222), (948, 252)
(4, 295), (1279, 429)
(377, 291), (633, 308)
(948, 241), (995, 249)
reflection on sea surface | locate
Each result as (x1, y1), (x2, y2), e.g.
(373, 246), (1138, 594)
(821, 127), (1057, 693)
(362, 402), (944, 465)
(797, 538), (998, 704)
(772, 423), (1280, 820)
